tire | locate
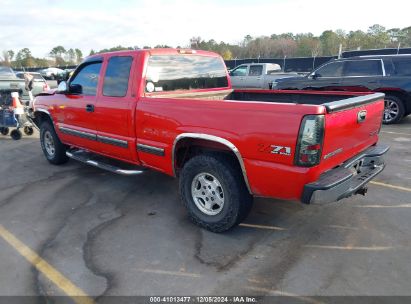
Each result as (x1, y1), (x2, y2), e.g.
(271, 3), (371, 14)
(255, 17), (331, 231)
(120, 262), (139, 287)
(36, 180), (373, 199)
(10, 129), (22, 140)
(0, 127), (9, 136)
(383, 95), (405, 124)
(23, 126), (34, 136)
(40, 121), (69, 165)
(179, 153), (253, 233)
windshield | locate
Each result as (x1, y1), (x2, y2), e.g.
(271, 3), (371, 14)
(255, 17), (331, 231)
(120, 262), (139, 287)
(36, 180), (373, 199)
(0, 66), (16, 78)
(145, 55), (229, 92)
(16, 73), (45, 81)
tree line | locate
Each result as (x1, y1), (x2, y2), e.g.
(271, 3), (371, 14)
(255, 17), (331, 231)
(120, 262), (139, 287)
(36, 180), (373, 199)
(1, 46), (83, 69)
(192, 24), (411, 60)
(1, 24), (410, 68)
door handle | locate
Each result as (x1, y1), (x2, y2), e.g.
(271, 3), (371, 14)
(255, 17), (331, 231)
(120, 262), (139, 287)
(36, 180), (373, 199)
(86, 104), (94, 112)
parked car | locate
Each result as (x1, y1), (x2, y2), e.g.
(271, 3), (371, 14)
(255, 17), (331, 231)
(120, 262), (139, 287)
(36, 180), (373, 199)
(39, 67), (65, 80)
(32, 49), (388, 232)
(0, 66), (30, 105)
(15, 72), (50, 96)
(230, 63), (298, 89)
(271, 55), (411, 124)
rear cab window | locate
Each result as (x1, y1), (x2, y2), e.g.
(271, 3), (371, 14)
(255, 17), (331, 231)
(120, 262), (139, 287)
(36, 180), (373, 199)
(145, 55), (229, 93)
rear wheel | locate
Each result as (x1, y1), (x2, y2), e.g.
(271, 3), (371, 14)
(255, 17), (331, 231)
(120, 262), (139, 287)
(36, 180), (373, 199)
(383, 95), (405, 124)
(40, 121), (69, 165)
(179, 153), (253, 233)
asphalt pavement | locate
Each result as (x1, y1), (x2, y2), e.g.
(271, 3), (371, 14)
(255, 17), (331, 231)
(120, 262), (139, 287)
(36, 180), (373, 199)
(0, 117), (410, 302)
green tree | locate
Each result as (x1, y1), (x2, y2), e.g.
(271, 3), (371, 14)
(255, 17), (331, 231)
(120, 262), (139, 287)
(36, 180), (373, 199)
(346, 30), (368, 50)
(75, 48), (83, 64)
(15, 48), (35, 67)
(367, 24), (390, 48)
(67, 48), (76, 65)
(320, 30), (342, 55)
(50, 45), (67, 66)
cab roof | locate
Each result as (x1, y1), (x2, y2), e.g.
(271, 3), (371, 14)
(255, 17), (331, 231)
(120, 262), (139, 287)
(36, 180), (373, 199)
(85, 48), (221, 62)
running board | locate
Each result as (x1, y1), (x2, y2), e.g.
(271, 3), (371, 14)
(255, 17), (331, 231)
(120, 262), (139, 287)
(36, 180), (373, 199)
(66, 150), (145, 176)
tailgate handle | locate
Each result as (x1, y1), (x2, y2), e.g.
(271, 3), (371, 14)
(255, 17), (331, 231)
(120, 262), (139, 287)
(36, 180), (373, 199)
(86, 104), (94, 112)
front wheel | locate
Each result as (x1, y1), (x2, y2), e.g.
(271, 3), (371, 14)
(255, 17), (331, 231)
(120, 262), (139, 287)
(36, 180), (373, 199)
(40, 121), (69, 165)
(179, 153), (253, 233)
(383, 95), (405, 124)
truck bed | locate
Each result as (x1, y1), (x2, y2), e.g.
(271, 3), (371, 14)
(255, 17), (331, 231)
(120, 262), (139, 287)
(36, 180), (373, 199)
(155, 89), (380, 111)
(227, 90), (385, 113)
(228, 90), (358, 105)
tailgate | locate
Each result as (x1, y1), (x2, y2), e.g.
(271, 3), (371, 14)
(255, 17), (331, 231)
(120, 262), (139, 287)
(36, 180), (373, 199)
(0, 79), (29, 101)
(320, 93), (385, 169)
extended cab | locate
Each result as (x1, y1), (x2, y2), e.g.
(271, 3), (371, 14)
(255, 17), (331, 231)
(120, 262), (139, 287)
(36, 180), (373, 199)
(33, 49), (389, 232)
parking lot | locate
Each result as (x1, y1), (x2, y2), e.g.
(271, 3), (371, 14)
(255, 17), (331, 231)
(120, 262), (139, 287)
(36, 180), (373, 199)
(0, 118), (410, 301)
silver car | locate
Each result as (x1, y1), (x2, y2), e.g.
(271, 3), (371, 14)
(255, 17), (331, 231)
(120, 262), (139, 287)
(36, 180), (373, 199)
(229, 63), (298, 89)
(15, 72), (50, 96)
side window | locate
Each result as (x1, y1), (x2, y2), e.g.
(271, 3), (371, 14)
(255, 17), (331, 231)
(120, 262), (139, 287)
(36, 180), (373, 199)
(315, 62), (344, 77)
(383, 59), (394, 76)
(70, 62), (102, 96)
(393, 58), (411, 76)
(103, 56), (133, 97)
(249, 65), (263, 76)
(231, 66), (248, 77)
(344, 60), (382, 76)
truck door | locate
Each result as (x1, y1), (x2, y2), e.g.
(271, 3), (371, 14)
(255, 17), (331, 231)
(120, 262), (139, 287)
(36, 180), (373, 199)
(57, 59), (102, 151)
(95, 55), (136, 161)
(340, 59), (384, 92)
(247, 65), (264, 88)
(229, 65), (248, 88)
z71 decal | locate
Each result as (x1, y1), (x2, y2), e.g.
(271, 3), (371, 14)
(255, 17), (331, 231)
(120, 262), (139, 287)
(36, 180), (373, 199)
(258, 144), (292, 156)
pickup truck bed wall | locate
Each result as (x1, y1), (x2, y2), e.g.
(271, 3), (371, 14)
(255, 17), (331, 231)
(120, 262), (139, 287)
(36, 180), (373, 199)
(137, 90), (383, 199)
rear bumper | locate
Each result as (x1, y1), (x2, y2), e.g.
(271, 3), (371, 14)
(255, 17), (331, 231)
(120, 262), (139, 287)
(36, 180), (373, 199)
(302, 144), (389, 204)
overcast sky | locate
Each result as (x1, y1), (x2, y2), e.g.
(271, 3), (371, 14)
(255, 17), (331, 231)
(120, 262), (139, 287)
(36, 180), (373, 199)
(1, 0), (411, 58)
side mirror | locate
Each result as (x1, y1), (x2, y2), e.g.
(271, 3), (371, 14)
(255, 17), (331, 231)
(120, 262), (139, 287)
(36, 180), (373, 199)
(311, 72), (319, 80)
(69, 84), (83, 95)
(57, 81), (67, 93)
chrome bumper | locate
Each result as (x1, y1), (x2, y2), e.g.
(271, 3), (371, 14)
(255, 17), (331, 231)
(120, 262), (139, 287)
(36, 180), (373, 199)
(302, 144), (390, 204)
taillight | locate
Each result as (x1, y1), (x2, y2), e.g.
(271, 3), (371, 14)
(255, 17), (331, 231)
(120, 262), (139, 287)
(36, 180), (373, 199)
(295, 115), (325, 167)
(43, 83), (50, 91)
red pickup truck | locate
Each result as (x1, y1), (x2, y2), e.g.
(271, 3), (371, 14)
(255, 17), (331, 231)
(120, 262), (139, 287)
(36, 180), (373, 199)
(33, 49), (389, 232)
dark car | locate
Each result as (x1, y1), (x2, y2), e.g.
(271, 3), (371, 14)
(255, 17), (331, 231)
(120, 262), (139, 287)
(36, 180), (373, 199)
(271, 55), (411, 124)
